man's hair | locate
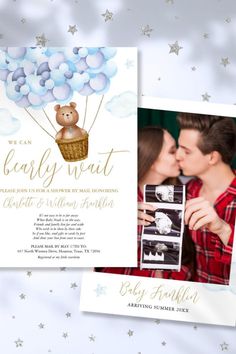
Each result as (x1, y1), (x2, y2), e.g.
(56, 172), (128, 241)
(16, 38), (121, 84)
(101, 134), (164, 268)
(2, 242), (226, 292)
(177, 113), (236, 164)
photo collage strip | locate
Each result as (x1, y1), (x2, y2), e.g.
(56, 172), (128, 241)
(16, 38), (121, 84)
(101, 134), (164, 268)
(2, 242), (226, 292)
(141, 185), (186, 271)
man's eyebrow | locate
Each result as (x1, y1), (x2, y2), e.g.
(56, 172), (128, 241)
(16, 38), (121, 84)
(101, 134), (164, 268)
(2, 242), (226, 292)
(178, 144), (191, 152)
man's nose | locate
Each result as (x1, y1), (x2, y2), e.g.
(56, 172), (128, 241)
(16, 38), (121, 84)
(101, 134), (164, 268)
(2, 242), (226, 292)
(175, 147), (181, 160)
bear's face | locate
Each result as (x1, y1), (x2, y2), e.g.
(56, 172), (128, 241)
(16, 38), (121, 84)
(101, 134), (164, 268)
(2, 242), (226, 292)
(55, 102), (79, 127)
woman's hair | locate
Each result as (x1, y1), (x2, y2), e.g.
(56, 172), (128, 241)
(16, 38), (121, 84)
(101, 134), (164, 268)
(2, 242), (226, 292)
(138, 126), (180, 185)
(138, 126), (164, 182)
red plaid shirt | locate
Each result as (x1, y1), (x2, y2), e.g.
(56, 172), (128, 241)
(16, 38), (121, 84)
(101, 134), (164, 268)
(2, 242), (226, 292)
(187, 173), (236, 285)
(98, 188), (192, 280)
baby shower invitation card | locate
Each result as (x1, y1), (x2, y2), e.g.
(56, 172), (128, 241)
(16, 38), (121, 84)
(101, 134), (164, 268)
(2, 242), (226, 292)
(0, 47), (137, 267)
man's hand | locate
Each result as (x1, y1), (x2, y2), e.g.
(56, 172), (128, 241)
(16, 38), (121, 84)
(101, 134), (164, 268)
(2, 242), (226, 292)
(185, 197), (231, 245)
(138, 202), (155, 226)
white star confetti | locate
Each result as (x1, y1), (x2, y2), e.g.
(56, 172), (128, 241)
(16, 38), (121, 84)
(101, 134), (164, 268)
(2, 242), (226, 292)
(220, 342), (229, 351)
(36, 33), (48, 47)
(169, 41), (183, 55)
(141, 25), (153, 37)
(221, 57), (230, 67)
(101, 9), (113, 22)
(15, 338), (23, 348)
(94, 284), (106, 297)
(89, 334), (96, 342)
(125, 59), (134, 69)
(127, 329), (134, 337)
(68, 25), (78, 35)
(202, 92), (211, 101)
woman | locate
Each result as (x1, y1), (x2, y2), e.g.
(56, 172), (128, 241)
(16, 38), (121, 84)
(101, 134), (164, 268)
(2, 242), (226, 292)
(97, 126), (195, 280)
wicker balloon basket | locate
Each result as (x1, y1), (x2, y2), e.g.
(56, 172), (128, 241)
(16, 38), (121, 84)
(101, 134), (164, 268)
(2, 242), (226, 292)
(56, 133), (89, 162)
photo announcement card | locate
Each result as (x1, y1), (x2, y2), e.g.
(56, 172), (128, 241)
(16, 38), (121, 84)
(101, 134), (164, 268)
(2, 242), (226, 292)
(0, 47), (137, 267)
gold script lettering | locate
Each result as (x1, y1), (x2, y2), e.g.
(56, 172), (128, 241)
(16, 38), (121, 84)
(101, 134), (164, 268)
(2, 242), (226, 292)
(3, 148), (62, 188)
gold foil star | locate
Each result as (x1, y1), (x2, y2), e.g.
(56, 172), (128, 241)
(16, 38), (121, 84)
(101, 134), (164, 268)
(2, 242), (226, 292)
(169, 41), (183, 55)
(202, 92), (211, 101)
(221, 57), (230, 67)
(36, 33), (48, 47)
(141, 25), (153, 37)
(15, 339), (23, 347)
(68, 25), (78, 35)
(101, 9), (113, 22)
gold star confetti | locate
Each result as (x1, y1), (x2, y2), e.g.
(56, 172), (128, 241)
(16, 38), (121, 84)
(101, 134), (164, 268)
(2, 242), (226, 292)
(66, 312), (71, 318)
(15, 338), (23, 348)
(203, 33), (209, 39)
(202, 92), (211, 101)
(71, 282), (78, 289)
(169, 41), (183, 55)
(38, 323), (45, 329)
(89, 334), (96, 342)
(68, 25), (78, 35)
(36, 33), (48, 47)
(141, 25), (153, 37)
(221, 57), (230, 67)
(101, 9), (113, 22)
(220, 342), (229, 351)
(62, 332), (68, 339)
(127, 329), (134, 337)
(19, 293), (26, 300)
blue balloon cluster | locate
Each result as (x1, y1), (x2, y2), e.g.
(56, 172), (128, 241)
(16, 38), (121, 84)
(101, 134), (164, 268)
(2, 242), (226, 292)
(0, 47), (117, 109)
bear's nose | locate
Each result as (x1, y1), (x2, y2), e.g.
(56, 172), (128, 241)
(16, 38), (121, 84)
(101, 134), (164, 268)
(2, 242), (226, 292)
(66, 113), (69, 116)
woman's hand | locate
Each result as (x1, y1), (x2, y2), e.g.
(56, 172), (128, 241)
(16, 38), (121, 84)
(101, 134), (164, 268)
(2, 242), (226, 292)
(138, 202), (155, 225)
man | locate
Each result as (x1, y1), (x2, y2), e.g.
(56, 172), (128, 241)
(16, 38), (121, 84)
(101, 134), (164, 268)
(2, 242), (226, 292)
(176, 113), (236, 284)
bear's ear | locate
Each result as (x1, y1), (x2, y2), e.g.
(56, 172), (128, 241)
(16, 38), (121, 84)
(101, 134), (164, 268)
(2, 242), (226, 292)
(54, 104), (61, 112)
(70, 102), (77, 109)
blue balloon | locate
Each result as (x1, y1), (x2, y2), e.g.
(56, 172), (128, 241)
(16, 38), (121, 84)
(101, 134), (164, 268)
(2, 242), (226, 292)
(12, 67), (26, 81)
(17, 77), (26, 85)
(41, 71), (50, 80)
(64, 71), (73, 79)
(37, 61), (50, 75)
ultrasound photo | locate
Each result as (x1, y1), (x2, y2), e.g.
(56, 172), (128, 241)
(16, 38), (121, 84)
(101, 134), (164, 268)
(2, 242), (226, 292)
(142, 240), (180, 266)
(145, 185), (183, 204)
(143, 208), (182, 237)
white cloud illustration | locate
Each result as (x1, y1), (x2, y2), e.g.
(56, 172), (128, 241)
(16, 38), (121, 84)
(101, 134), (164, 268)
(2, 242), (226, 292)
(105, 91), (137, 118)
(0, 108), (21, 135)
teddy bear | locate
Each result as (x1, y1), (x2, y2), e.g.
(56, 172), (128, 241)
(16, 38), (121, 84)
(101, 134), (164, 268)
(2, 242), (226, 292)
(54, 102), (86, 140)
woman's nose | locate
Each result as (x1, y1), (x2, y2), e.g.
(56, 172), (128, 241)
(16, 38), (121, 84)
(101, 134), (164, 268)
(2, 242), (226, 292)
(175, 148), (181, 160)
